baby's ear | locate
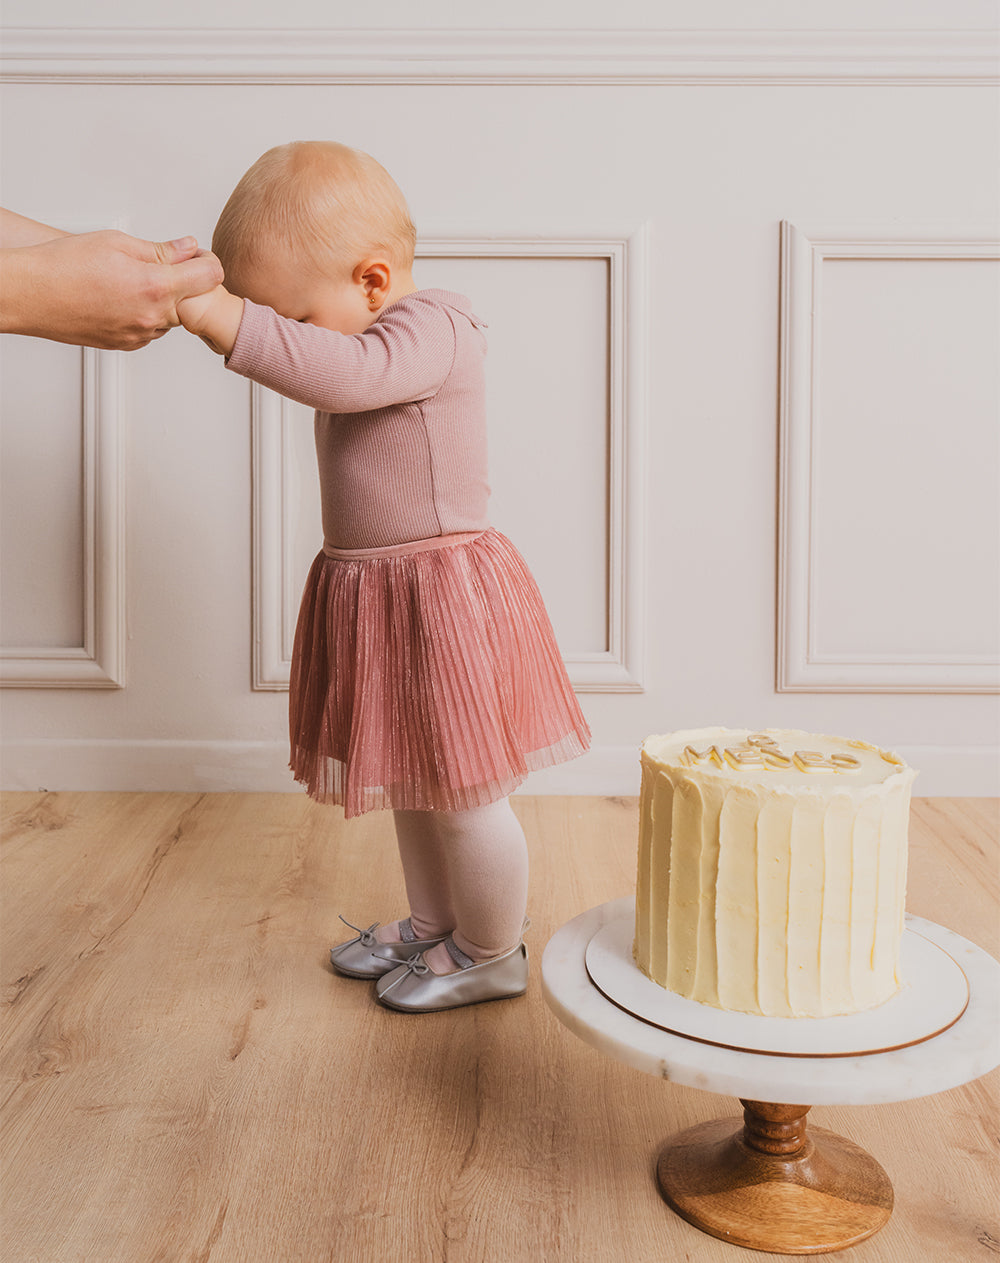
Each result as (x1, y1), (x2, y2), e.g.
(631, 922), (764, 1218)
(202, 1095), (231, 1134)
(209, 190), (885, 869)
(354, 257), (392, 294)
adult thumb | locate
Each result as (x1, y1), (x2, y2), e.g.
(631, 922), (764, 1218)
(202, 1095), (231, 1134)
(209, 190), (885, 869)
(169, 250), (226, 300)
(153, 235), (202, 263)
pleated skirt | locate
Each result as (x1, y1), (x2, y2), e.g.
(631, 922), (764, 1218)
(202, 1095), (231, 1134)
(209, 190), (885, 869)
(288, 528), (591, 817)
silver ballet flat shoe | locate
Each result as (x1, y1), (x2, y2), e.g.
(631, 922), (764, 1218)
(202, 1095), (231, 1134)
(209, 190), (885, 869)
(329, 916), (450, 980)
(375, 938), (529, 1012)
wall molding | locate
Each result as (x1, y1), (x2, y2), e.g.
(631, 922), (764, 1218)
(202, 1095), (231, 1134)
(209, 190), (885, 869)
(2, 27), (997, 85)
(0, 348), (126, 689)
(253, 231), (647, 694)
(3, 739), (995, 798)
(777, 220), (1000, 695)
(251, 384), (293, 692)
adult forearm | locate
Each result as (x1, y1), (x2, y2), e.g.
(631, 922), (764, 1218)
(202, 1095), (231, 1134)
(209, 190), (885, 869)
(0, 247), (38, 334)
(0, 207), (69, 248)
(0, 210), (71, 332)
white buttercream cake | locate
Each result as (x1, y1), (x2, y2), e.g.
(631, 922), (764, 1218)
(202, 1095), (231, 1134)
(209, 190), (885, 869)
(633, 727), (916, 1018)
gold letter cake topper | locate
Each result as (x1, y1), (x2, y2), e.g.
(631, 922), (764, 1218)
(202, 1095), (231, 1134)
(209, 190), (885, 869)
(682, 732), (862, 774)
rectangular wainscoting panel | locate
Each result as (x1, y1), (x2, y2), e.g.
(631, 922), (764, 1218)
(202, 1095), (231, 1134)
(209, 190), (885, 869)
(778, 223), (1000, 694)
(0, 335), (125, 688)
(253, 235), (646, 694)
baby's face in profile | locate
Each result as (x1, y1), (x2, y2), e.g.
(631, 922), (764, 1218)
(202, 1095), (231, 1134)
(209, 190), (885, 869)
(235, 250), (377, 336)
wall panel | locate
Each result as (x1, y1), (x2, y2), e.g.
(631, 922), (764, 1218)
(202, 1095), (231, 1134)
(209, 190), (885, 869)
(0, 339), (125, 687)
(252, 235), (647, 693)
(778, 222), (1000, 694)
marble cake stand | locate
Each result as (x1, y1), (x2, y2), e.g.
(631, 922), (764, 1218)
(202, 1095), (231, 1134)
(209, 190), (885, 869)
(541, 897), (1000, 1256)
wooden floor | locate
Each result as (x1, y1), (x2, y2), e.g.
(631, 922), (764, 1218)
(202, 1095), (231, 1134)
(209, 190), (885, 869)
(2, 793), (997, 1263)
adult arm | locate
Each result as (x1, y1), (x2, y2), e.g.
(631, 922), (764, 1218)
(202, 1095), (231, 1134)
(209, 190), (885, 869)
(0, 211), (224, 350)
(0, 208), (70, 248)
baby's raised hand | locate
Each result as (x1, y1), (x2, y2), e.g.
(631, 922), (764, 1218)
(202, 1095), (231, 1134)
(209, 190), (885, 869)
(177, 281), (244, 357)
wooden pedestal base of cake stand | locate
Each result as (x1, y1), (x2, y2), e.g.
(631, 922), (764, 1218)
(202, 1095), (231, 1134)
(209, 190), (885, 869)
(656, 1099), (892, 1254)
(541, 898), (1000, 1257)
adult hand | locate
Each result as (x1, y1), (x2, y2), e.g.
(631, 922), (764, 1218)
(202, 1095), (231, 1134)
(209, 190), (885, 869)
(0, 224), (224, 350)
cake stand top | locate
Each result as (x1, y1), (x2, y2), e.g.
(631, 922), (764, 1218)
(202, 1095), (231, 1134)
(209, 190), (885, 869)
(541, 897), (1000, 1106)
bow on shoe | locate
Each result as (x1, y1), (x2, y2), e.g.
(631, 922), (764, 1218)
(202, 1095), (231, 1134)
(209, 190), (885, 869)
(373, 950), (429, 974)
(337, 915), (380, 948)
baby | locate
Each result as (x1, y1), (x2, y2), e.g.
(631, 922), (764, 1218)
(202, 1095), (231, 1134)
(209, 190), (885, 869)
(178, 142), (590, 1012)
(182, 141), (417, 349)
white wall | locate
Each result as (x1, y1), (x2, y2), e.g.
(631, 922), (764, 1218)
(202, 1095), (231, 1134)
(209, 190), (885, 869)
(2, 3), (998, 796)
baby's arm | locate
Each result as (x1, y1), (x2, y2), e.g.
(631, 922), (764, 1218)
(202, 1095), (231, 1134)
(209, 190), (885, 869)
(176, 284), (245, 357)
(225, 299), (455, 414)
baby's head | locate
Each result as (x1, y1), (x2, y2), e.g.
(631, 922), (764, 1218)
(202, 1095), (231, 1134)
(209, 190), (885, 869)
(212, 141), (416, 330)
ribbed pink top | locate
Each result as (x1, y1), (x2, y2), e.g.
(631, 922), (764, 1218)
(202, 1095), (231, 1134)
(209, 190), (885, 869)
(226, 289), (491, 550)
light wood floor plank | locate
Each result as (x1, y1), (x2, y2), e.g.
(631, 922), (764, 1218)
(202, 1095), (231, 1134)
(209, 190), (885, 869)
(2, 793), (997, 1262)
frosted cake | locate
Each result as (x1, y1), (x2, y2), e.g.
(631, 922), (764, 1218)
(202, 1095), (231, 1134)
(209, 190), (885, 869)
(633, 728), (916, 1018)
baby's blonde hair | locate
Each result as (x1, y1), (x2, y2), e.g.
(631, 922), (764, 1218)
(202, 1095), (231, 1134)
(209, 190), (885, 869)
(212, 141), (416, 287)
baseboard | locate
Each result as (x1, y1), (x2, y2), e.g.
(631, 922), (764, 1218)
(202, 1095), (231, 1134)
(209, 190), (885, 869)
(2, 740), (997, 797)
(0, 740), (645, 796)
(1, 740), (300, 794)
(890, 747), (1000, 798)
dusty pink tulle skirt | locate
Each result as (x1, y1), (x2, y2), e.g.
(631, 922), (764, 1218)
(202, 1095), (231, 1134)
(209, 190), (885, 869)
(288, 528), (591, 817)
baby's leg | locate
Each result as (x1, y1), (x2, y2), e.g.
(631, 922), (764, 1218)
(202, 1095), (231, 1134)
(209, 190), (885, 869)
(376, 808), (457, 943)
(422, 798), (529, 974)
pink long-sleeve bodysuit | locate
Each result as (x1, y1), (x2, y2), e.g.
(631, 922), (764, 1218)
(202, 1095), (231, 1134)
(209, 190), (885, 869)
(227, 289), (491, 550)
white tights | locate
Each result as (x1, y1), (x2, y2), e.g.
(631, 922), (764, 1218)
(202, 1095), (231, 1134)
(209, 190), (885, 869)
(390, 798), (529, 962)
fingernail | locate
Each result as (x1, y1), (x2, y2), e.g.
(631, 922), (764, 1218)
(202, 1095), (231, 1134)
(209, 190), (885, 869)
(169, 236), (198, 250)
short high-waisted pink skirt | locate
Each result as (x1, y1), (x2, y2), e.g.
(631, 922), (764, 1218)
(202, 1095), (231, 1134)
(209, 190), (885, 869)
(288, 527), (591, 817)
